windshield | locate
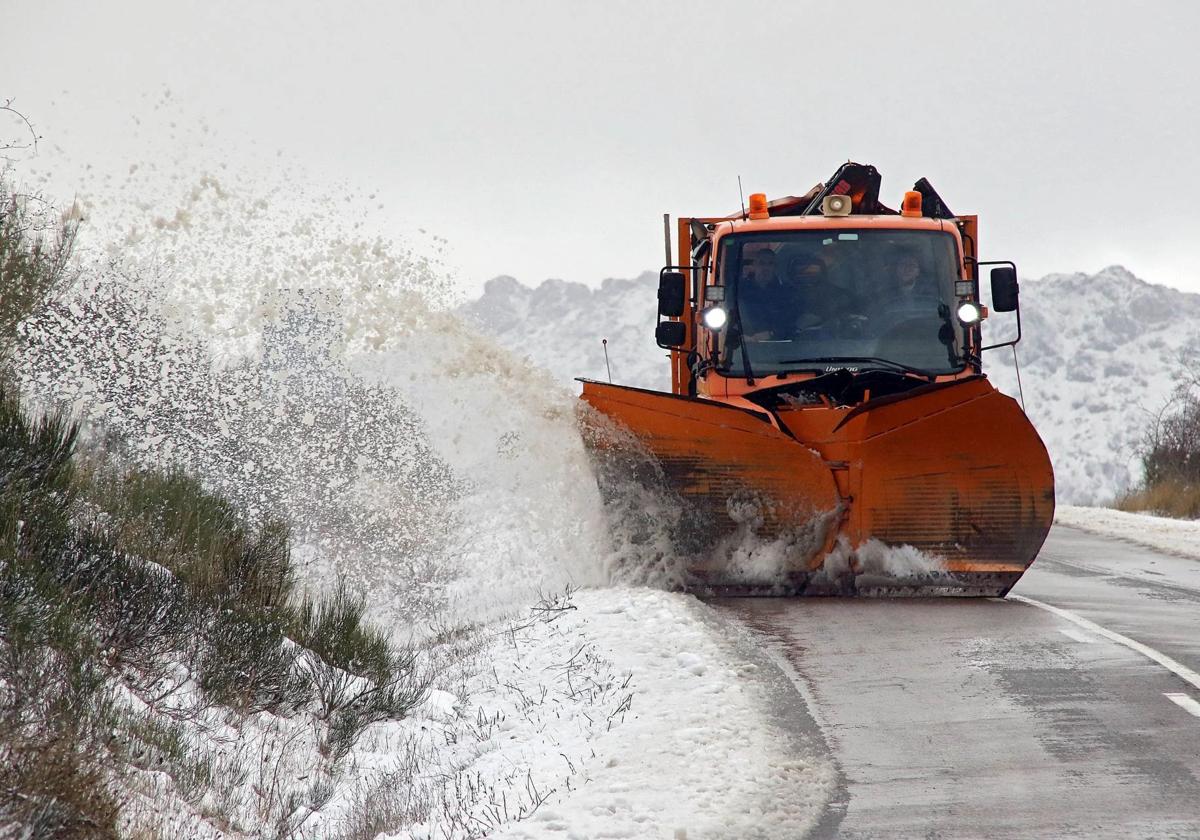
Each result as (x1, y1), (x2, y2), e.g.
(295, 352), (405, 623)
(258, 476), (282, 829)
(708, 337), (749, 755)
(717, 229), (966, 377)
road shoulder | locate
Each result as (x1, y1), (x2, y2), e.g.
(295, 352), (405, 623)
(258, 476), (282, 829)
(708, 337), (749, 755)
(1056, 504), (1200, 561)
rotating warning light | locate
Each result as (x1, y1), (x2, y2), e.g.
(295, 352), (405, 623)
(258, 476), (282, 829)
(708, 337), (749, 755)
(901, 190), (923, 218)
(748, 192), (770, 220)
(957, 301), (983, 324)
(702, 306), (728, 329)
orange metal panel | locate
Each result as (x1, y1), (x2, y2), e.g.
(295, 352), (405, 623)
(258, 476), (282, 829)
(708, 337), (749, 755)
(846, 381), (1054, 571)
(579, 375), (1053, 594)
(579, 380), (841, 557)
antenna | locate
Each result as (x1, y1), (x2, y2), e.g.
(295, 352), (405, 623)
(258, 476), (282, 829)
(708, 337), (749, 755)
(663, 213), (671, 266)
(738, 175), (747, 221)
(602, 338), (612, 383)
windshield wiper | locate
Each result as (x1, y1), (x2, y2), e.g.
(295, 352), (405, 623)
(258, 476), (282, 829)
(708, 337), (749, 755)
(777, 356), (936, 381)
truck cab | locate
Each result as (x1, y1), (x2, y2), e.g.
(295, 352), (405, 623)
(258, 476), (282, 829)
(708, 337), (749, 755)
(655, 163), (1020, 412)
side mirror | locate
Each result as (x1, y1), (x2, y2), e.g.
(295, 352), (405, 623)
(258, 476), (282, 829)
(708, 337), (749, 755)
(655, 321), (687, 348)
(991, 266), (1019, 312)
(657, 271), (686, 318)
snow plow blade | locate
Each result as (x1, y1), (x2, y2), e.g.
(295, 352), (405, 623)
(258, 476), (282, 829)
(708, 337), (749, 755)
(579, 376), (1055, 597)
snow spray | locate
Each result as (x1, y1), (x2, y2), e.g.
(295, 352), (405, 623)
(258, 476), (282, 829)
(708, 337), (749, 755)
(15, 163), (688, 634)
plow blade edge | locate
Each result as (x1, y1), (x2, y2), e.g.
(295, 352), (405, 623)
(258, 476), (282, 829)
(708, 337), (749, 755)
(579, 377), (1054, 597)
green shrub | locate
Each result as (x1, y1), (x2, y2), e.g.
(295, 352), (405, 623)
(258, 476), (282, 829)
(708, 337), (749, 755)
(198, 611), (308, 714)
(292, 581), (392, 681)
(87, 469), (309, 713)
(0, 384), (78, 559)
(0, 175), (429, 827)
(1140, 393), (1200, 490)
(323, 657), (427, 762)
(0, 176), (79, 360)
(65, 528), (193, 677)
(293, 584), (428, 760)
(93, 469), (295, 616)
(0, 384), (118, 836)
(0, 632), (119, 839)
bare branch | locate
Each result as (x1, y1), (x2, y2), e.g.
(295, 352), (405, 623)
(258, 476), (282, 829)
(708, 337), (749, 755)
(1, 99), (41, 160)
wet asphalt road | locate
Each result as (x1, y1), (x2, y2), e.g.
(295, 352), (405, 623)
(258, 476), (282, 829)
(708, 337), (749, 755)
(716, 525), (1200, 838)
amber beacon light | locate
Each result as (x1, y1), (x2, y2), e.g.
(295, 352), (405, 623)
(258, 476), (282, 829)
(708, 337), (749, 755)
(748, 192), (770, 220)
(900, 190), (923, 217)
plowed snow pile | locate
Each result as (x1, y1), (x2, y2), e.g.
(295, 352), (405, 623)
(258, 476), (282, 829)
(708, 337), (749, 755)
(14, 147), (836, 838)
(1055, 505), (1200, 561)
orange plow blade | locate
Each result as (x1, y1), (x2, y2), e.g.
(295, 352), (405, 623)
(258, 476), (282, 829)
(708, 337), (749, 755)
(579, 377), (1054, 596)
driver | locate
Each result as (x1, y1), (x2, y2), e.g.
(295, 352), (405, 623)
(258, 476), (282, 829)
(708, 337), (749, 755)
(789, 254), (832, 329)
(739, 245), (792, 340)
(890, 249), (940, 312)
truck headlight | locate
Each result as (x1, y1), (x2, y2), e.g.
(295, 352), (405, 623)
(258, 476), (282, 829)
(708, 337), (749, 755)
(957, 302), (983, 324)
(701, 307), (728, 329)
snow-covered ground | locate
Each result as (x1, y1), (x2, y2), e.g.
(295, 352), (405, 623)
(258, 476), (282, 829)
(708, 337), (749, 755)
(115, 587), (835, 839)
(1055, 505), (1200, 562)
(408, 589), (835, 840)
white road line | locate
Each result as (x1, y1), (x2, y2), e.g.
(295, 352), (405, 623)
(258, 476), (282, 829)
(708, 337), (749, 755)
(1009, 594), (1200, 692)
(1165, 693), (1200, 718)
(1040, 555), (1200, 596)
(1058, 627), (1096, 644)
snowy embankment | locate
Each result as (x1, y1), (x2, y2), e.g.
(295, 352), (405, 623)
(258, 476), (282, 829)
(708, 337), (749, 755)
(340, 340), (838, 836)
(109, 587), (834, 838)
(1055, 505), (1200, 562)
(385, 589), (835, 840)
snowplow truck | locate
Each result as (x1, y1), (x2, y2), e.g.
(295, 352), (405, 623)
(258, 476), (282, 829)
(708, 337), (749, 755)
(579, 162), (1054, 596)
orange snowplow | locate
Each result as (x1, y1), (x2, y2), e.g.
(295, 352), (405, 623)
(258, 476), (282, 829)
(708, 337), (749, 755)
(579, 163), (1054, 595)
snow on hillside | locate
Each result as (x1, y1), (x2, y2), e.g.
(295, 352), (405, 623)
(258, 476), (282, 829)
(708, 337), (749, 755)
(984, 266), (1200, 504)
(459, 266), (1198, 505)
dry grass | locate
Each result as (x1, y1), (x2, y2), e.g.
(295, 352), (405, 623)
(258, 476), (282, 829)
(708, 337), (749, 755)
(1115, 478), (1200, 520)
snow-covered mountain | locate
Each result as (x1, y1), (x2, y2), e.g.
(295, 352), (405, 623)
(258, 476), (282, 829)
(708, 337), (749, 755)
(459, 266), (1200, 505)
(459, 273), (668, 392)
(982, 267), (1200, 504)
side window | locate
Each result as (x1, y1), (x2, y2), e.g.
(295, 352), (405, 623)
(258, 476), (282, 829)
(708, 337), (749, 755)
(715, 241), (740, 368)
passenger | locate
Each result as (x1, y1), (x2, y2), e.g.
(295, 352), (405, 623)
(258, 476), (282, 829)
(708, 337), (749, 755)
(867, 248), (946, 356)
(743, 245), (784, 289)
(890, 250), (940, 311)
(789, 254), (832, 329)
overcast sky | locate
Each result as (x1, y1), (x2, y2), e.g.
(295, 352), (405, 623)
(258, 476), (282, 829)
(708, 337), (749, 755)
(5, 0), (1200, 295)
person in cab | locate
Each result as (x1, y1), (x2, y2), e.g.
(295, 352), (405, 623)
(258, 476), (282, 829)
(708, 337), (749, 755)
(738, 246), (793, 341)
(890, 249), (940, 315)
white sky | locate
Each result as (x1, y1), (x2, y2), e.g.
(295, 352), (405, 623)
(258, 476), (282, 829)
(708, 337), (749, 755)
(5, 0), (1200, 295)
